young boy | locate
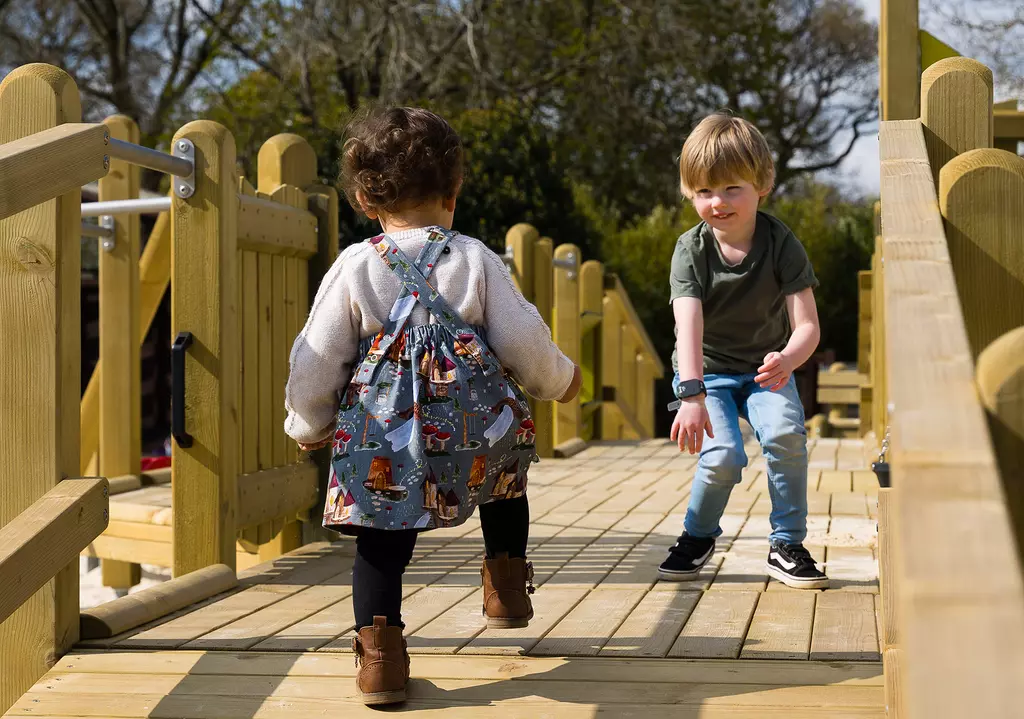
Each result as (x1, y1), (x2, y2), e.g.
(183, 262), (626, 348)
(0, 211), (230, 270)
(659, 113), (829, 589)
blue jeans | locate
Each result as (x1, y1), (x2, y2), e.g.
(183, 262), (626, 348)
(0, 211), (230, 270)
(674, 372), (808, 544)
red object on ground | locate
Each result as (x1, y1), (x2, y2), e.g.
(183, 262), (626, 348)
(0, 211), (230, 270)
(140, 456), (172, 471)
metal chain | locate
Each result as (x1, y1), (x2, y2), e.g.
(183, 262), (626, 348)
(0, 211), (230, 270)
(877, 426), (890, 464)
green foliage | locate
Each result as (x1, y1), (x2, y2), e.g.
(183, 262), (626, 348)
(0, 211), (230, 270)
(764, 181), (875, 360)
(449, 104), (595, 255)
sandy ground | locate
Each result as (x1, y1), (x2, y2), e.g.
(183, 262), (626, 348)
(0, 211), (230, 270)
(79, 558), (171, 609)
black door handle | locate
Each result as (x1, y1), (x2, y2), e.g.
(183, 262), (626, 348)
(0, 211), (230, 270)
(171, 331), (194, 448)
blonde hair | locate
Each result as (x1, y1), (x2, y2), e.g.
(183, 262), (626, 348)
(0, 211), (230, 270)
(678, 114), (775, 198)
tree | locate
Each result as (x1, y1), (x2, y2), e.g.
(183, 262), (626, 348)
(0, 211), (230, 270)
(0, 0), (253, 189)
(924, 0), (1024, 97)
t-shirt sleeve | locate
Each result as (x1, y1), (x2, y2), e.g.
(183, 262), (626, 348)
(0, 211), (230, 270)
(776, 232), (819, 295)
(669, 238), (703, 303)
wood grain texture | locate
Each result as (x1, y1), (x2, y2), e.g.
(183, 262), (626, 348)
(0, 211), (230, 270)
(97, 114), (142, 592)
(170, 120), (239, 576)
(880, 118), (1024, 718)
(0, 62), (84, 715)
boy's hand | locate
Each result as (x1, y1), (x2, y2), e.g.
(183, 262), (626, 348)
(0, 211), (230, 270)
(670, 397), (714, 454)
(557, 364), (582, 403)
(298, 438), (330, 452)
(756, 351), (793, 391)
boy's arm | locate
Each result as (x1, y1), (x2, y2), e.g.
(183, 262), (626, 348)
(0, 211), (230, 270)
(673, 297), (704, 383)
(756, 287), (820, 390)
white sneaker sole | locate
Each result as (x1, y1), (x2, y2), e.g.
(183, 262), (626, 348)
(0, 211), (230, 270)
(765, 562), (830, 589)
(657, 550), (715, 582)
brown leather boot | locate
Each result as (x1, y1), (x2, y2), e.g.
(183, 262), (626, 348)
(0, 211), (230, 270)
(481, 552), (535, 629)
(352, 616), (410, 705)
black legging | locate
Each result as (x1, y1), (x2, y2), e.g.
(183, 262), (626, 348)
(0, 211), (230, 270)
(353, 494), (530, 630)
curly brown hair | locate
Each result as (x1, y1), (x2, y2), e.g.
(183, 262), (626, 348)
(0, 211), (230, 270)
(340, 106), (464, 215)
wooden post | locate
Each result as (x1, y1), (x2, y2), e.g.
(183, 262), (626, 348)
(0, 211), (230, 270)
(171, 120), (239, 576)
(98, 115), (142, 593)
(506, 223), (537, 302)
(256, 134), (317, 560)
(939, 149), (1024, 358)
(994, 100), (1020, 153)
(0, 64), (83, 713)
(872, 236), (887, 442)
(302, 182), (339, 545)
(600, 293), (624, 440)
(921, 57), (994, 187)
(552, 244), (581, 448)
(976, 327), (1024, 557)
(880, 0), (920, 120)
(532, 237), (554, 458)
(858, 270), (874, 437)
(637, 355), (654, 438)
(579, 260), (603, 441)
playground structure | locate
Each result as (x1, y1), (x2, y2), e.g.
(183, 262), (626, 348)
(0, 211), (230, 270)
(0, 60), (661, 711)
(1, 0), (1024, 713)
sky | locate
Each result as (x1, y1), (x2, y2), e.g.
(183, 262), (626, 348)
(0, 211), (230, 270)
(826, 0), (882, 196)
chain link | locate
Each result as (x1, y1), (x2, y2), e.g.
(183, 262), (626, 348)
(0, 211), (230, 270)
(877, 426), (890, 464)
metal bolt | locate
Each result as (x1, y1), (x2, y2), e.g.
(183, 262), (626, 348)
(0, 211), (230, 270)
(887, 402), (896, 413)
(102, 237), (115, 252)
(103, 508), (109, 522)
(178, 184), (193, 198)
(102, 155), (109, 170)
(178, 140), (190, 152)
(102, 485), (108, 498)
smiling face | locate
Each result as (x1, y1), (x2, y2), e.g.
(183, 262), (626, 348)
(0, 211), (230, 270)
(691, 179), (770, 234)
(678, 114), (776, 235)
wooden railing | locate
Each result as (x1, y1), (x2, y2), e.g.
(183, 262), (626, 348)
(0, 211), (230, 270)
(0, 60), (663, 711)
(870, 51), (1024, 718)
(504, 224), (663, 456)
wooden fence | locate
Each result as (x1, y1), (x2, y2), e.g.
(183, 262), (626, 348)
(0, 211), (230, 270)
(0, 60), (662, 712)
(867, 51), (1024, 718)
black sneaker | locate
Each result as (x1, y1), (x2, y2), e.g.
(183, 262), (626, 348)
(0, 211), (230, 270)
(658, 533), (715, 581)
(765, 542), (830, 589)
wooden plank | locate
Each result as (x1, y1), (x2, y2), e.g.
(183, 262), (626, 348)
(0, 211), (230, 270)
(101, 520), (173, 543)
(236, 463), (319, 529)
(921, 57), (993, 187)
(236, 194), (317, 257)
(252, 595), (353, 652)
(322, 586), (475, 650)
(257, 253), (274, 471)
(810, 592), (880, 661)
(884, 646), (905, 719)
(0, 64), (85, 715)
(271, 255), (286, 465)
(818, 471), (852, 493)
(530, 586), (648, 657)
(13, 672), (885, 711)
(170, 120), (239, 576)
(83, 535), (172, 567)
(98, 114), (143, 593)
(552, 243), (581, 447)
(826, 547), (878, 593)
(47, 650), (885, 685)
(406, 592), (486, 655)
(830, 493), (868, 516)
(876, 488), (899, 648)
(80, 564), (237, 639)
(880, 0), (919, 120)
(0, 122), (109, 220)
(740, 592), (816, 660)
(241, 250), (260, 477)
(185, 580), (352, 650)
(600, 589), (701, 657)
(669, 590), (759, 659)
(460, 585), (589, 655)
(0, 478), (109, 625)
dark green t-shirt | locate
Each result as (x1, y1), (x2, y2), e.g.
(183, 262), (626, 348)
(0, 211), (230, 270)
(669, 212), (818, 376)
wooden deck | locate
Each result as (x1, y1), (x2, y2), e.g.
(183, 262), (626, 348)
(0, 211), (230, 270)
(8, 435), (883, 717)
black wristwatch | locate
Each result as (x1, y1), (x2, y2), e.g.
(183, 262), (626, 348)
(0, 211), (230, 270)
(667, 378), (706, 411)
